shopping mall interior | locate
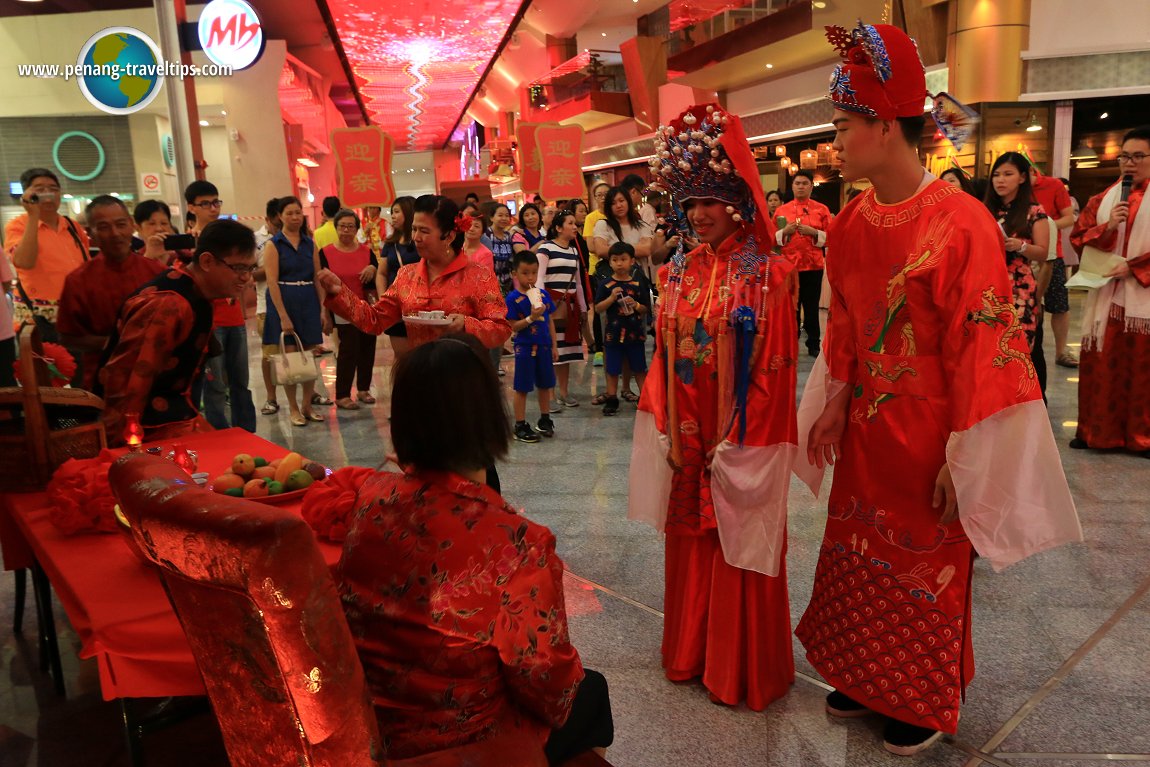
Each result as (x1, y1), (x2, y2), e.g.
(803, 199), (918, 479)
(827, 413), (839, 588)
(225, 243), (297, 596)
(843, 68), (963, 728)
(1, 0), (1149, 765)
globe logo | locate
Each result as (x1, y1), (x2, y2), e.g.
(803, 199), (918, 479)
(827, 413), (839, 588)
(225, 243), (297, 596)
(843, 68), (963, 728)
(76, 27), (164, 115)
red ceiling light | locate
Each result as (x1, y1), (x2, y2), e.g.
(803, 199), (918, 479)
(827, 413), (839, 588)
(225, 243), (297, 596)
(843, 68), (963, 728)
(325, 0), (523, 151)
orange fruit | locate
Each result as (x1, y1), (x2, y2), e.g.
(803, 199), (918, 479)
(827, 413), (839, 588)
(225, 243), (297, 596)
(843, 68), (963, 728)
(213, 473), (245, 494)
(232, 454), (256, 477)
(242, 479), (269, 498)
(252, 465), (277, 480)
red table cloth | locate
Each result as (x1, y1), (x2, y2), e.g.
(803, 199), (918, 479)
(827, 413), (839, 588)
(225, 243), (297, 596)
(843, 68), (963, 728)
(7, 428), (341, 700)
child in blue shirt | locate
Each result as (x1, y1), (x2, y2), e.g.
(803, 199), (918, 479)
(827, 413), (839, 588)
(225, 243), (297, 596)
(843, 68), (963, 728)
(593, 242), (651, 415)
(505, 251), (558, 442)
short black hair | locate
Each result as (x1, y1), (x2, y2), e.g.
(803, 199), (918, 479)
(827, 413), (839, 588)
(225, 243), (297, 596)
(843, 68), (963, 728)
(897, 115), (926, 146)
(793, 169), (815, 183)
(512, 250), (538, 270)
(265, 198), (281, 218)
(1122, 126), (1150, 145)
(333, 208), (360, 230)
(192, 219), (256, 267)
(608, 241), (635, 259)
(390, 333), (510, 473)
(620, 174), (646, 193)
(184, 180), (218, 204)
(322, 196), (341, 218)
(85, 194), (129, 219)
(414, 194), (464, 252)
(464, 192), (480, 202)
(133, 199), (171, 225)
(20, 167), (59, 189)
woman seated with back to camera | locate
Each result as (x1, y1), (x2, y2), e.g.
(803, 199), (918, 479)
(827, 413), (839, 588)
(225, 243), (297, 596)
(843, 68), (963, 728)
(337, 332), (614, 765)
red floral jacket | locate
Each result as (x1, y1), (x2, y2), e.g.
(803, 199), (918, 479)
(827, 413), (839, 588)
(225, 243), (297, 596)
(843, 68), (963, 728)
(336, 469), (584, 759)
(326, 253), (511, 349)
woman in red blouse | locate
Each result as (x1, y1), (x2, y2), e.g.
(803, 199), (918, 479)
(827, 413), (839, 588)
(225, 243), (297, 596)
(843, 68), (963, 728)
(316, 195), (510, 353)
(337, 334), (613, 763)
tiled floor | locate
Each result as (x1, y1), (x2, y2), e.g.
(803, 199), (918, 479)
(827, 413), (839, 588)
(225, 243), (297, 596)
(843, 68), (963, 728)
(3, 294), (1149, 766)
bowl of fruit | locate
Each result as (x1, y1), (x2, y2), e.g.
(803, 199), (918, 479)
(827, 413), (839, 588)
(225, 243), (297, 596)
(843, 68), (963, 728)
(211, 452), (330, 503)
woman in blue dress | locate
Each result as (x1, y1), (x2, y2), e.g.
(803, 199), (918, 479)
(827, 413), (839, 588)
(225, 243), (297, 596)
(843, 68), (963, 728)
(261, 196), (328, 426)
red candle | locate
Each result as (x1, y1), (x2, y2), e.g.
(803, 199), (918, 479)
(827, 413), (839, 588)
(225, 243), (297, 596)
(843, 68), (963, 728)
(124, 412), (143, 450)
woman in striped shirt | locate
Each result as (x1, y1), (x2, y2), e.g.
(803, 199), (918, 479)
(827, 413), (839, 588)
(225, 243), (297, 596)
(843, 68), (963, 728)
(536, 211), (589, 407)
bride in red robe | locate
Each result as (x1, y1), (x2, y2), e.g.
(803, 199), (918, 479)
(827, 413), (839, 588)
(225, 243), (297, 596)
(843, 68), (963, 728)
(628, 104), (798, 710)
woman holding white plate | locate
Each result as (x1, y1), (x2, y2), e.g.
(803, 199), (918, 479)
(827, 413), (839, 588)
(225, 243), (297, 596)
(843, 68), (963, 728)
(317, 195), (511, 357)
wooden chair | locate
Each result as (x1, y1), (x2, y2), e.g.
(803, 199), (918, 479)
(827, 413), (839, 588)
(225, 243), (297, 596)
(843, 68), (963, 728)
(109, 453), (383, 767)
(0, 324), (105, 692)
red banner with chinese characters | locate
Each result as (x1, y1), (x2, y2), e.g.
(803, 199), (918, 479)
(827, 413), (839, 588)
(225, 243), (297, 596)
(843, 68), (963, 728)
(537, 123), (585, 201)
(331, 126), (395, 208)
(517, 122), (542, 197)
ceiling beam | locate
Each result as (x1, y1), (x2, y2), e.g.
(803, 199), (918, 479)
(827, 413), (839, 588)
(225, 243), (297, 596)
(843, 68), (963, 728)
(444, 0), (534, 148)
(313, 0), (370, 127)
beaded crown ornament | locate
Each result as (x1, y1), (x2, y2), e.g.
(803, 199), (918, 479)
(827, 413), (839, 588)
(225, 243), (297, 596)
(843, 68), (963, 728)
(648, 104), (758, 236)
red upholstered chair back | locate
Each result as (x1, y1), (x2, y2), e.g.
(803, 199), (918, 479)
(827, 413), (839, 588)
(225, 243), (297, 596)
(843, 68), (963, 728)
(109, 454), (383, 767)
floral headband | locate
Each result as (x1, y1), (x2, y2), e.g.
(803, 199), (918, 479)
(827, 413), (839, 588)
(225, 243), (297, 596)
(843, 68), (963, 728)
(454, 212), (475, 235)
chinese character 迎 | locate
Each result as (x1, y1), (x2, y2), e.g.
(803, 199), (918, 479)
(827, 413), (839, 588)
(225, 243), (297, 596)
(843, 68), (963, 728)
(346, 143), (374, 163)
(546, 139), (574, 158)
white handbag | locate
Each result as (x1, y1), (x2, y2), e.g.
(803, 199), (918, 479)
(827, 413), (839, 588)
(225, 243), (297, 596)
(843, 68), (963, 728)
(269, 331), (318, 386)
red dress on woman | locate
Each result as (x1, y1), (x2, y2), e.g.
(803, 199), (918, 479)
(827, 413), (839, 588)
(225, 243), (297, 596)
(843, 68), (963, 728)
(630, 226), (798, 711)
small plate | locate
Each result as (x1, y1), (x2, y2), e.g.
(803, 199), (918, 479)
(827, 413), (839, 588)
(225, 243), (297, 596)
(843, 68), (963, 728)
(403, 315), (452, 327)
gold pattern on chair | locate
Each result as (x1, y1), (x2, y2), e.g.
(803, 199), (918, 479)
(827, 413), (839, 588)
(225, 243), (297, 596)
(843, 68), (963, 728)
(262, 578), (294, 609)
(304, 666), (323, 694)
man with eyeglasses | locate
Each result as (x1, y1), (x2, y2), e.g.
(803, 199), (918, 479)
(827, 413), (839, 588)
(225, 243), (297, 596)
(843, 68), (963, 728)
(4, 167), (91, 345)
(95, 219), (257, 446)
(1069, 125), (1150, 457)
(185, 180), (257, 433)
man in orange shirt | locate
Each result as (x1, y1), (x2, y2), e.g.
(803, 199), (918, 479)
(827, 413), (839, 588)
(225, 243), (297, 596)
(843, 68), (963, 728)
(775, 169), (832, 356)
(5, 167), (90, 346)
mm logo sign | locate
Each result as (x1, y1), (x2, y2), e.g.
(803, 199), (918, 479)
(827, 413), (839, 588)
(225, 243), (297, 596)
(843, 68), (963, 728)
(198, 0), (263, 71)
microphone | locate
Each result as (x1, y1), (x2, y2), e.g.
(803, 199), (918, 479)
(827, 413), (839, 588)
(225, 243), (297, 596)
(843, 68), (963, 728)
(1121, 174), (1133, 202)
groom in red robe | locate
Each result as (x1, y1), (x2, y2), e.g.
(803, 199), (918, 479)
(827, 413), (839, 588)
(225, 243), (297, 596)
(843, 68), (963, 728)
(795, 22), (1080, 756)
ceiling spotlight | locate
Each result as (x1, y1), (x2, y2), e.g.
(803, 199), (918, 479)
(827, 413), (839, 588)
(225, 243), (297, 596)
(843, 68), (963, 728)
(221, 110), (227, 116)
(765, 63), (774, 69)
(199, 120), (210, 126)
(1025, 112), (1042, 132)
(601, 32), (607, 37)
(1100, 112), (1109, 119)
(812, 1), (826, 7)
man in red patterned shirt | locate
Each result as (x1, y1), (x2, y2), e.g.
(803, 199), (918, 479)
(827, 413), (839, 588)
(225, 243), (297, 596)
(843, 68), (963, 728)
(775, 169), (832, 357)
(56, 196), (164, 390)
(96, 220), (257, 446)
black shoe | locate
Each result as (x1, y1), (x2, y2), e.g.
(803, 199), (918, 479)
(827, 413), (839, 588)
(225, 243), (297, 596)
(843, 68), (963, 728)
(1069, 437), (1089, 450)
(882, 718), (944, 756)
(513, 421), (540, 443)
(536, 415), (555, 438)
(825, 690), (870, 718)
(603, 395), (620, 416)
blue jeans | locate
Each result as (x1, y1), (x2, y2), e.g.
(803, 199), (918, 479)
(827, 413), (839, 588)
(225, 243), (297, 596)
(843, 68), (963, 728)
(202, 325), (256, 432)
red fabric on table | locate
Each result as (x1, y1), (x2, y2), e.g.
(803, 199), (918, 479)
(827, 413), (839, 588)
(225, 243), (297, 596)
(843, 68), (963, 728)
(8, 428), (341, 700)
(0, 492), (38, 571)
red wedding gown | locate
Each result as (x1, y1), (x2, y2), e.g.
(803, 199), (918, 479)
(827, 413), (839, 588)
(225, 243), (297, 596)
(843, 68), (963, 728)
(629, 227), (798, 711)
